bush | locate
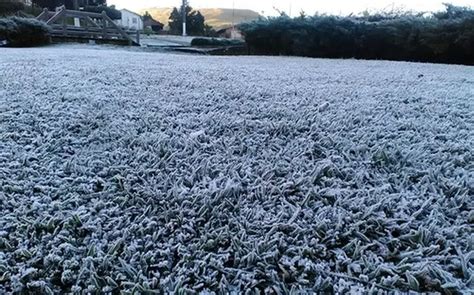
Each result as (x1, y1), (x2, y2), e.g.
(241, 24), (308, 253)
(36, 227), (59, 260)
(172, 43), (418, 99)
(0, 0), (25, 16)
(143, 27), (154, 36)
(0, 17), (51, 47)
(239, 4), (474, 65)
(191, 38), (243, 47)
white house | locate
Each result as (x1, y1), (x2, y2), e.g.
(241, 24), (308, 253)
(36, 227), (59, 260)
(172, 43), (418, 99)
(117, 9), (143, 31)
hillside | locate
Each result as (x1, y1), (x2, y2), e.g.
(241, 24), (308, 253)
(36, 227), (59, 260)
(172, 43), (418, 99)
(140, 7), (260, 30)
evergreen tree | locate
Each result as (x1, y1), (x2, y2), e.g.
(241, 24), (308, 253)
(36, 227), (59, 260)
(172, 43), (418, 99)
(143, 11), (152, 21)
(169, 5), (206, 36)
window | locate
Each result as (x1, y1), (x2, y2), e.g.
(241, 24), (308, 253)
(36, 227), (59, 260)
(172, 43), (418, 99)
(133, 18), (137, 24)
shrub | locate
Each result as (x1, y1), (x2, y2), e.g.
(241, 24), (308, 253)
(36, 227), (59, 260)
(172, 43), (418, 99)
(143, 27), (154, 36)
(191, 38), (243, 47)
(239, 4), (474, 65)
(0, 17), (51, 47)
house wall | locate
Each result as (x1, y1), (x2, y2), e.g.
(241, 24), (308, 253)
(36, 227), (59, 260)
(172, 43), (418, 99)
(119, 10), (143, 30)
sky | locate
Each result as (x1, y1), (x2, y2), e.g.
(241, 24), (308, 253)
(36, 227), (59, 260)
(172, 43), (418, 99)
(108, 0), (473, 16)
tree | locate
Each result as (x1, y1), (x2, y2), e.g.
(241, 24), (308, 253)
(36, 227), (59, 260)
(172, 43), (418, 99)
(203, 24), (217, 37)
(168, 7), (180, 33)
(143, 11), (152, 21)
(169, 5), (206, 36)
(0, 0), (25, 15)
(188, 11), (204, 35)
(31, 0), (106, 10)
(31, 0), (56, 10)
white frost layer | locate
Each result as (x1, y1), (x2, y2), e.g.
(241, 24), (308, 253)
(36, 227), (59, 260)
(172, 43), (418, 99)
(0, 46), (473, 294)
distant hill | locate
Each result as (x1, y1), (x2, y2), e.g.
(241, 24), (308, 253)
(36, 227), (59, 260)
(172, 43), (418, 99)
(140, 7), (260, 30)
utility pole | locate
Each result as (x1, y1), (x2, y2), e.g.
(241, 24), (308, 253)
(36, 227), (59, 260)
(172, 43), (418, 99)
(232, 0), (235, 27)
(182, 0), (187, 36)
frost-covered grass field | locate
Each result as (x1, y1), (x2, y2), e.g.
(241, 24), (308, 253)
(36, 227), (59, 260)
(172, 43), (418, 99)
(0, 46), (473, 294)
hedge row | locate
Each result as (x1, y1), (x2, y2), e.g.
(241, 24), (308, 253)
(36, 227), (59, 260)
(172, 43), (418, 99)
(0, 17), (51, 47)
(191, 38), (244, 47)
(239, 5), (474, 65)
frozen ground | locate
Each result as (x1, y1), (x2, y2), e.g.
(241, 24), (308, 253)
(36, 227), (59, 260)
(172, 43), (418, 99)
(0, 46), (473, 294)
(141, 35), (196, 47)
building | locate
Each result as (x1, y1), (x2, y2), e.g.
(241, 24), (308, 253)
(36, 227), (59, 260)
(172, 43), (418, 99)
(117, 9), (143, 31)
(143, 18), (164, 32)
(216, 26), (243, 40)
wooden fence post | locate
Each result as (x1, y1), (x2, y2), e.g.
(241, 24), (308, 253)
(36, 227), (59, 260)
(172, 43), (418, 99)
(37, 8), (49, 21)
(102, 13), (137, 45)
(101, 11), (108, 40)
(62, 15), (67, 36)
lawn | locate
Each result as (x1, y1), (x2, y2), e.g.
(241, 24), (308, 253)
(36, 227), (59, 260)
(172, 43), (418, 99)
(0, 46), (473, 294)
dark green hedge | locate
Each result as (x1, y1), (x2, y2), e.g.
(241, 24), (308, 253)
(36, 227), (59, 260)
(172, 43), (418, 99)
(191, 38), (244, 47)
(239, 4), (474, 65)
(0, 17), (51, 47)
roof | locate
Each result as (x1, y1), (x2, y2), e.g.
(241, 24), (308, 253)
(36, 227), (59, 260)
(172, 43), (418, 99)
(143, 18), (164, 27)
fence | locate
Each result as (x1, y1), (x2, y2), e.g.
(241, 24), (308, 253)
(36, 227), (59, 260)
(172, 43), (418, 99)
(37, 6), (140, 46)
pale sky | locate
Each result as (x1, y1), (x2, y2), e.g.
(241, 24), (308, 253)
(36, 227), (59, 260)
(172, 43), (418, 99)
(108, 0), (473, 16)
